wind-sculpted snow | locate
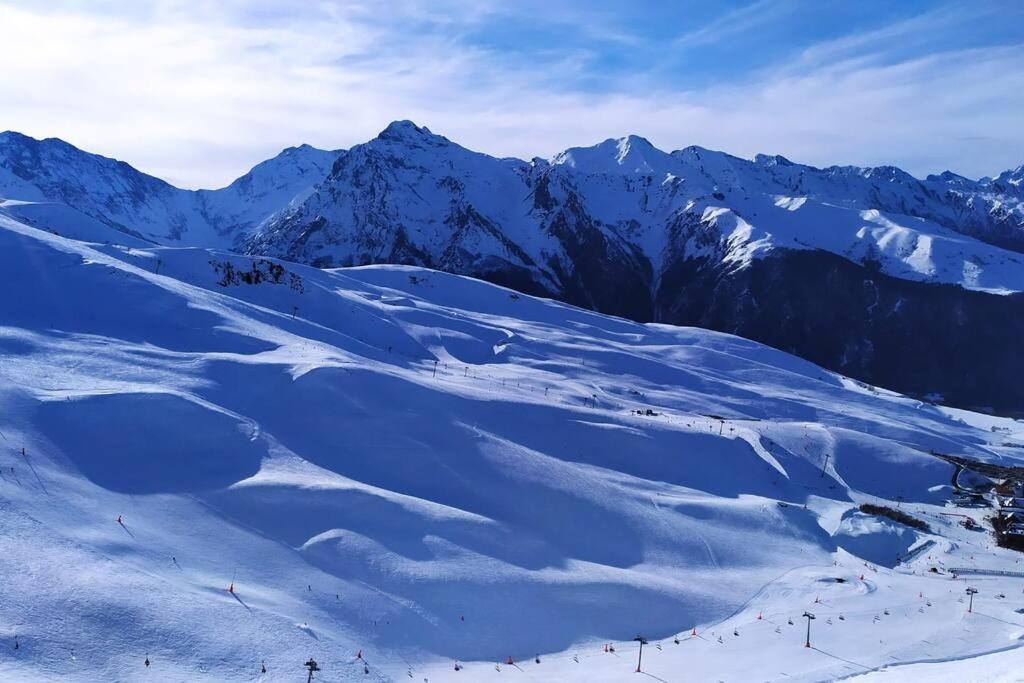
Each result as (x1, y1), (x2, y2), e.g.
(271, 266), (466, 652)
(3, 213), (1024, 680)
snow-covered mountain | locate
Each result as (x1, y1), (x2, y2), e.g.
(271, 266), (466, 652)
(3, 124), (1024, 413)
(250, 121), (1024, 295)
(3, 208), (1024, 681)
(195, 143), (340, 242)
(0, 130), (339, 246)
(246, 122), (1024, 415)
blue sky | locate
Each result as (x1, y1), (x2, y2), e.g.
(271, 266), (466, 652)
(1, 0), (1022, 187)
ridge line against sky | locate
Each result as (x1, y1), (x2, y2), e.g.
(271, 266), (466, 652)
(0, 0), (1021, 189)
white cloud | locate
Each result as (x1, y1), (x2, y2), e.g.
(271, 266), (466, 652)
(673, 0), (790, 49)
(0, 1), (1021, 187)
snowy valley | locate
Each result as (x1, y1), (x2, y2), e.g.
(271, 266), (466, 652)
(3, 199), (1024, 681)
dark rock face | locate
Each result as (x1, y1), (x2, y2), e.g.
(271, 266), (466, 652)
(370, 228), (1024, 416)
(425, 243), (1024, 416)
(542, 191), (654, 321)
(655, 249), (1024, 416)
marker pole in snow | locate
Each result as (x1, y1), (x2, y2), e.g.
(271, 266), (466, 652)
(633, 635), (648, 673)
(802, 612), (816, 648)
(966, 587), (978, 613)
(819, 453), (830, 478)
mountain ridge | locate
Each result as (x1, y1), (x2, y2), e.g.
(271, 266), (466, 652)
(3, 123), (1024, 413)
(0, 130), (342, 247)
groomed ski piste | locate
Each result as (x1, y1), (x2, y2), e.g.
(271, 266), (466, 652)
(2, 200), (1024, 682)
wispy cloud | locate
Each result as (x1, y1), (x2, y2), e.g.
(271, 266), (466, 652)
(0, 0), (1020, 187)
(674, 0), (791, 48)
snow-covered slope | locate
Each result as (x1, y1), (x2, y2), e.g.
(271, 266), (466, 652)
(4, 210), (1024, 681)
(5, 124), (1024, 411)
(0, 131), (338, 247)
(245, 123), (1024, 415)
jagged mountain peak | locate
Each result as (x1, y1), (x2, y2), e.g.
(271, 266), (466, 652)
(752, 153), (796, 168)
(0, 129), (35, 145)
(995, 164), (1024, 188)
(0, 130), (338, 247)
(0, 130), (67, 148)
(669, 144), (745, 170)
(0, 130), (166, 181)
(195, 143), (340, 241)
(853, 164), (919, 184)
(551, 134), (677, 175)
(377, 119), (447, 145)
(218, 142), (339, 191)
(926, 169), (977, 190)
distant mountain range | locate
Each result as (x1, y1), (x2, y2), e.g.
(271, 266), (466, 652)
(2, 123), (1023, 414)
